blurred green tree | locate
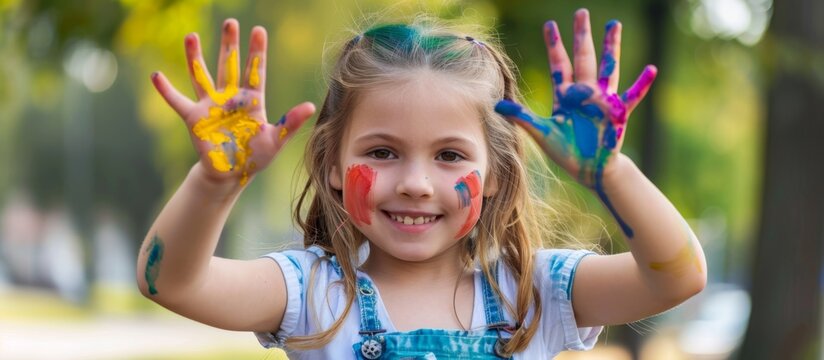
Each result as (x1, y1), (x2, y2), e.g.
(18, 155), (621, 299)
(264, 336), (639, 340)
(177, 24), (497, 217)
(739, 0), (824, 358)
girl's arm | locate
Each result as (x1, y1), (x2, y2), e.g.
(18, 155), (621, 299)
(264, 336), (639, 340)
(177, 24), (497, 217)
(572, 153), (707, 327)
(495, 9), (706, 327)
(136, 19), (314, 332)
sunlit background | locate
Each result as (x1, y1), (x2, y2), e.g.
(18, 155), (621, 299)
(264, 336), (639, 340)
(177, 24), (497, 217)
(1, 0), (821, 359)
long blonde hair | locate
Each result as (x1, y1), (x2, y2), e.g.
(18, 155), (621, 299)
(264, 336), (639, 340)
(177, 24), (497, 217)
(291, 16), (551, 355)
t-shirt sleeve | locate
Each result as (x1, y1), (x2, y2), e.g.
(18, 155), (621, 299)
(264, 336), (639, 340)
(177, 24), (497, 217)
(253, 247), (336, 349)
(536, 248), (603, 351)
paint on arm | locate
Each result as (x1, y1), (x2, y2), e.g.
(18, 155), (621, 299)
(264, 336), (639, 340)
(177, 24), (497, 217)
(649, 220), (703, 276)
(144, 234), (165, 296)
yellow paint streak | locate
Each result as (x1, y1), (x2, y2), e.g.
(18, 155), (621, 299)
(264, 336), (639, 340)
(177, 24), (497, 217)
(249, 56), (261, 87)
(649, 240), (703, 276)
(190, 49), (259, 185)
(252, 98), (258, 106)
(193, 107), (260, 186)
(191, 49), (240, 105)
(279, 128), (288, 140)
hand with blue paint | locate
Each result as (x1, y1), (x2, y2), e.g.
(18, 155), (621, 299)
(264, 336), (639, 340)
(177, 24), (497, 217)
(495, 9), (656, 189)
(151, 19), (315, 186)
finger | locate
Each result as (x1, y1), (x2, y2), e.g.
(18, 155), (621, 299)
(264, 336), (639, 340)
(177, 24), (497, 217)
(573, 8), (597, 83)
(151, 71), (196, 123)
(244, 26), (267, 92)
(494, 100), (553, 141)
(185, 33), (214, 101)
(621, 65), (658, 113)
(216, 19), (241, 91)
(543, 20), (572, 108)
(598, 20), (622, 93)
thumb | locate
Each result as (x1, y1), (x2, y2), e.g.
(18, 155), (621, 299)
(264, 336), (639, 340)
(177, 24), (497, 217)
(271, 101), (316, 145)
(494, 99), (554, 141)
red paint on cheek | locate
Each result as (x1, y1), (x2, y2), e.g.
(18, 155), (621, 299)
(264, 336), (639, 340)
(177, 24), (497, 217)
(344, 164), (376, 226)
(455, 170), (483, 239)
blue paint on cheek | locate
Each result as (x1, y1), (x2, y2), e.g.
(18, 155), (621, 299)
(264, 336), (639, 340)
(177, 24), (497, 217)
(560, 84), (594, 109)
(552, 71), (563, 86)
(571, 113), (599, 158)
(455, 182), (471, 208)
(600, 53), (616, 78)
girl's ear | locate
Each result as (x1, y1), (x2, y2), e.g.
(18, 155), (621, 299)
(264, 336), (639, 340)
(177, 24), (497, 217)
(483, 172), (498, 197)
(329, 165), (343, 190)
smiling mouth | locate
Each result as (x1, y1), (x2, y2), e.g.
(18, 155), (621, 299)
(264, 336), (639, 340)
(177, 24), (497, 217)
(383, 211), (441, 225)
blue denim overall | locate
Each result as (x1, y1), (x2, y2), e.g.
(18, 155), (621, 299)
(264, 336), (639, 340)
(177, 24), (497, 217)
(352, 272), (514, 359)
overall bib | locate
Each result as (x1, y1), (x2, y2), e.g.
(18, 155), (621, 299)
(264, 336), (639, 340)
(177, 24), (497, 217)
(352, 272), (514, 359)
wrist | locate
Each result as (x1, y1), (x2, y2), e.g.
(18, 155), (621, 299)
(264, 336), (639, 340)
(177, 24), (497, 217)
(188, 162), (247, 202)
(598, 153), (638, 189)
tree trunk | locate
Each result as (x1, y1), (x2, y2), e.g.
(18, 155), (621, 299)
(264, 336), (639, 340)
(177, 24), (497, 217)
(738, 0), (824, 358)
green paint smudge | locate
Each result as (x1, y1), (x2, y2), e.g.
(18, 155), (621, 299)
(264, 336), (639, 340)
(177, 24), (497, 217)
(144, 234), (164, 295)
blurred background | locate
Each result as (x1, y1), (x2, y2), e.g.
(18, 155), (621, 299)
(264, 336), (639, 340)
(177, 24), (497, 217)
(0, 0), (821, 359)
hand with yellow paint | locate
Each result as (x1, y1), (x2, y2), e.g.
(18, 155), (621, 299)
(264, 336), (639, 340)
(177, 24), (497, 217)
(151, 19), (316, 185)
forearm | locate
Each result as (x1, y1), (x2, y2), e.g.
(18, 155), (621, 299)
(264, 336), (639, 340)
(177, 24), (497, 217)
(599, 154), (707, 302)
(136, 163), (244, 302)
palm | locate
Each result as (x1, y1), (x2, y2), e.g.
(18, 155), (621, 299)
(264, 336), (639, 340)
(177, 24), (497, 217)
(496, 10), (656, 188)
(151, 19), (314, 186)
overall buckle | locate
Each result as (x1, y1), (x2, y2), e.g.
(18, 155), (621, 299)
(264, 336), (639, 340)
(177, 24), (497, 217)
(358, 329), (386, 360)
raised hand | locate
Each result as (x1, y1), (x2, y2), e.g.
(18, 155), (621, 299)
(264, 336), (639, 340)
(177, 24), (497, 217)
(494, 9), (656, 237)
(151, 19), (315, 186)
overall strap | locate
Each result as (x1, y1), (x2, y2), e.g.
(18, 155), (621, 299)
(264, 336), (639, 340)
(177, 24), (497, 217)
(355, 276), (386, 360)
(482, 264), (515, 359)
(356, 276), (385, 335)
(480, 264), (506, 327)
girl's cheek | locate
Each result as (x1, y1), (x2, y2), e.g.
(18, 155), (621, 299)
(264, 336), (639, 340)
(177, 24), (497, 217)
(344, 164), (377, 226)
(454, 170), (482, 239)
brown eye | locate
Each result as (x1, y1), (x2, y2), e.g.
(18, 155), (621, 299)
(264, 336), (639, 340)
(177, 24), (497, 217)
(437, 151), (464, 162)
(369, 148), (395, 160)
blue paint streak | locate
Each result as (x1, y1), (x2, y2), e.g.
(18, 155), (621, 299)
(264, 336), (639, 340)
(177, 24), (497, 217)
(594, 167), (634, 238)
(605, 20), (619, 33)
(580, 104), (604, 119)
(552, 71), (563, 86)
(145, 234), (164, 295)
(603, 122), (618, 149)
(600, 53), (616, 78)
(494, 99), (522, 117)
(454, 182), (471, 208)
(571, 113), (599, 159)
(276, 115), (286, 126)
(559, 84), (593, 109)
(495, 100), (552, 135)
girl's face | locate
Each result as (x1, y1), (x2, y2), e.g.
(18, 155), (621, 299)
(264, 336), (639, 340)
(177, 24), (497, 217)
(330, 71), (495, 264)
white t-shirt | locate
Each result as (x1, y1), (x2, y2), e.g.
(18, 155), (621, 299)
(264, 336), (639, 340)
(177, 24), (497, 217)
(254, 245), (602, 359)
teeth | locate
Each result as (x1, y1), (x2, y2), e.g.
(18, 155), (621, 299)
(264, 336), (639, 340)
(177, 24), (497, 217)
(390, 213), (436, 225)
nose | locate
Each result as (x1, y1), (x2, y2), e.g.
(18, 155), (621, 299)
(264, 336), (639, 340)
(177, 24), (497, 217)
(395, 162), (434, 199)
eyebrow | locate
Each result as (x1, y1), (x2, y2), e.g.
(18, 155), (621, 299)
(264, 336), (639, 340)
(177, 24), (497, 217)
(353, 132), (478, 147)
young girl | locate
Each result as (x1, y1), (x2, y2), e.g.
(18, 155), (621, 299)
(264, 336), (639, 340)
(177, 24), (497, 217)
(139, 8), (706, 359)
